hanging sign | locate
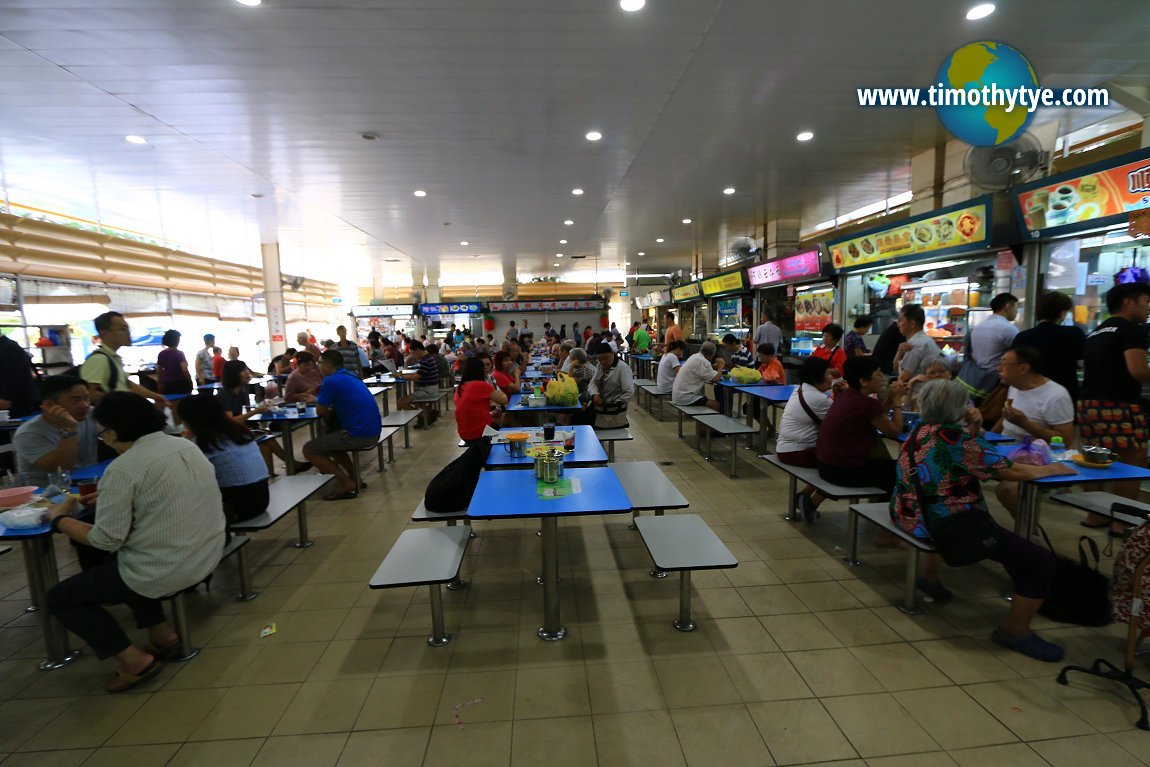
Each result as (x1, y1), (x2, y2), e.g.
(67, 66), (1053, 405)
(701, 269), (747, 296)
(419, 302), (481, 315)
(487, 299), (606, 312)
(354, 304), (414, 317)
(671, 282), (702, 302)
(746, 249), (823, 288)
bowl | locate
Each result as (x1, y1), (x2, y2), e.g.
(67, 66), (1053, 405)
(1080, 445), (1116, 465)
(0, 486), (38, 509)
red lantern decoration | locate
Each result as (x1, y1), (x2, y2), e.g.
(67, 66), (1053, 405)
(483, 314), (495, 332)
(599, 312), (610, 329)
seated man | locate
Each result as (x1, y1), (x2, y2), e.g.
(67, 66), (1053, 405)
(397, 340), (442, 428)
(992, 346), (1075, 516)
(13, 375), (99, 488)
(302, 350), (383, 500)
(284, 351), (324, 402)
(672, 341), (725, 411)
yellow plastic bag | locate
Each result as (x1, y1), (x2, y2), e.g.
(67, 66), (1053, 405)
(545, 372), (580, 406)
(729, 366), (763, 384)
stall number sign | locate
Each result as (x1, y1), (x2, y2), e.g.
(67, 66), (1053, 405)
(701, 271), (746, 296)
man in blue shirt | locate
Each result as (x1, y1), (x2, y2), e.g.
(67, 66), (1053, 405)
(302, 350), (382, 500)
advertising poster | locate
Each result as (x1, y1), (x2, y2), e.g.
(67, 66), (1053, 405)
(795, 289), (834, 332)
(1016, 148), (1150, 237)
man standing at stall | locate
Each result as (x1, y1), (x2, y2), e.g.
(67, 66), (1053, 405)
(894, 304), (943, 383)
(958, 292), (1018, 404)
(753, 310), (782, 353)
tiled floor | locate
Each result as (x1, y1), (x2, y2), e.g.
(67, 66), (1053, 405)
(1, 398), (1148, 766)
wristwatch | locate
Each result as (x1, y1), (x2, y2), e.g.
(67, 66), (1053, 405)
(50, 515), (67, 532)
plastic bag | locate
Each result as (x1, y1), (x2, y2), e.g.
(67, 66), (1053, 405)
(729, 366), (763, 385)
(1007, 436), (1052, 466)
(544, 372), (580, 407)
(0, 506), (47, 529)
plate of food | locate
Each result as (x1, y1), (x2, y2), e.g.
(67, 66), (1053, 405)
(1071, 453), (1114, 469)
(859, 237), (876, 256)
(957, 212), (980, 239)
(913, 223), (935, 247)
(934, 217), (955, 242)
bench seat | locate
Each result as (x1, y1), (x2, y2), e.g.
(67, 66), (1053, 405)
(230, 473), (334, 548)
(380, 410), (424, 448)
(759, 454), (886, 520)
(594, 428), (633, 461)
(637, 384), (669, 419)
(613, 460), (690, 529)
(670, 403), (715, 439)
(634, 514), (738, 631)
(348, 426), (401, 489)
(848, 502), (936, 616)
(369, 526), (472, 646)
(692, 413), (757, 477)
(1050, 491), (1150, 528)
(160, 534), (255, 661)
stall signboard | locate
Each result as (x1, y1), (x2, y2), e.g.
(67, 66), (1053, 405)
(636, 289), (671, 309)
(701, 269), (747, 296)
(746, 249), (823, 288)
(717, 298), (739, 318)
(1013, 146), (1150, 240)
(671, 282), (702, 302)
(794, 288), (834, 333)
(419, 302), (481, 315)
(487, 299), (606, 312)
(354, 304), (414, 317)
(828, 196), (992, 272)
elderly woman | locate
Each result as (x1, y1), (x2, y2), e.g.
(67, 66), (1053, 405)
(46, 392), (225, 691)
(566, 347), (595, 395)
(892, 379), (1074, 662)
(587, 339), (634, 429)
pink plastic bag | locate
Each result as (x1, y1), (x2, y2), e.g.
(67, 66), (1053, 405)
(1007, 436), (1051, 466)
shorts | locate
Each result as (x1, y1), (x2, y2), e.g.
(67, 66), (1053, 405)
(777, 448), (817, 468)
(304, 429), (379, 457)
(683, 395), (708, 407)
(412, 385), (441, 403)
(1076, 399), (1148, 451)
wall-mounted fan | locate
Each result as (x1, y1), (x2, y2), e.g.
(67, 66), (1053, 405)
(964, 132), (1049, 191)
(727, 236), (762, 262)
(502, 285), (517, 301)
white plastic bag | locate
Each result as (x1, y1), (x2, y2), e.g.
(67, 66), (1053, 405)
(0, 505), (47, 529)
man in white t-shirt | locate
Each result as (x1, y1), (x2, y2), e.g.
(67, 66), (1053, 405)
(672, 341), (724, 410)
(993, 345), (1075, 515)
(656, 341), (686, 394)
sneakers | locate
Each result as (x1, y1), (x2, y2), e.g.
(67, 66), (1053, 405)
(796, 493), (819, 523)
(992, 628), (1065, 662)
(915, 578), (954, 604)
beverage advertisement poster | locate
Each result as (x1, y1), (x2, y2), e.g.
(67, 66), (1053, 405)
(795, 289), (834, 332)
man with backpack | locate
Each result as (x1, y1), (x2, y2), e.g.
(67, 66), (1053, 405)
(79, 311), (169, 411)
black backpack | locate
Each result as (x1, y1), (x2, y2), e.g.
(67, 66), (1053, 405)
(65, 348), (120, 392)
(424, 437), (492, 512)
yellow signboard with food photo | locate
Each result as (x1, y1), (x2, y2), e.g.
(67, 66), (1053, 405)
(828, 199), (990, 272)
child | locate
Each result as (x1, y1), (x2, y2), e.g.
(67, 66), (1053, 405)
(757, 343), (785, 384)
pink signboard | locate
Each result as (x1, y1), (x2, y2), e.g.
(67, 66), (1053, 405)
(746, 250), (822, 288)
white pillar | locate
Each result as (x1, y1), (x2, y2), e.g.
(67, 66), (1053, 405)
(764, 219), (801, 260)
(261, 243), (287, 357)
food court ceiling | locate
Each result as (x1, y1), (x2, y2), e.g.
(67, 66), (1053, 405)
(0, 0), (1146, 290)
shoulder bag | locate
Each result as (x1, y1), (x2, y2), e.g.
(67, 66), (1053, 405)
(1036, 528), (1112, 626)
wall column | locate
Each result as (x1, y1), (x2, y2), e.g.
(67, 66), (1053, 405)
(261, 243), (287, 357)
(764, 219), (801, 261)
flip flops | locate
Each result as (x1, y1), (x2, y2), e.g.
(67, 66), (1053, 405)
(105, 659), (163, 693)
(324, 489), (359, 501)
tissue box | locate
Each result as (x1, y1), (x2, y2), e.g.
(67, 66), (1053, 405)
(527, 394), (547, 407)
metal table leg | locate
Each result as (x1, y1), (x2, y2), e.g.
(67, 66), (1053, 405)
(24, 538), (79, 670)
(673, 570), (696, 631)
(899, 548), (924, 615)
(842, 509), (861, 564)
(1016, 482), (1040, 539)
(729, 435), (738, 478)
(784, 475), (802, 522)
(537, 516), (566, 641)
(282, 425), (296, 474)
(295, 500), (314, 548)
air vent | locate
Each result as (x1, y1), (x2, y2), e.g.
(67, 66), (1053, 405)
(570, 254), (587, 259)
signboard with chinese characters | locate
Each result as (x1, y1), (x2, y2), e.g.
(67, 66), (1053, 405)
(671, 282), (702, 302)
(487, 299), (606, 312)
(828, 197), (991, 272)
(700, 269), (747, 296)
(419, 302), (482, 315)
(1013, 146), (1150, 240)
(746, 249), (823, 288)
(353, 304), (414, 317)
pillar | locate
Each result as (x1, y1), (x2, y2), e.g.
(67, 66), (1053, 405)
(909, 147), (943, 215)
(261, 243), (287, 357)
(764, 219), (800, 261)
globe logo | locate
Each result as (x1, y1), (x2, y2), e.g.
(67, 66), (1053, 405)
(935, 41), (1039, 147)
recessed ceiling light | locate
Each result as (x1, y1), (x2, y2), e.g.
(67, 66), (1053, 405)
(564, 219), (574, 225)
(459, 241), (469, 246)
(682, 218), (692, 224)
(966, 3), (995, 20)
(625, 261), (632, 266)
(413, 190), (427, 197)
(638, 251), (645, 256)
(471, 254), (480, 258)
(620, 0), (645, 11)
(796, 131), (814, 142)
(124, 135), (147, 144)
(571, 188), (584, 195)
(585, 131), (602, 142)
(235, 0), (262, 5)
(383, 258), (401, 263)
(723, 187), (736, 195)
(559, 239), (568, 244)
(556, 253), (564, 257)
(554, 262), (561, 266)
(656, 238), (664, 243)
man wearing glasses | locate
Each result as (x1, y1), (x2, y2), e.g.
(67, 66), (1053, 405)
(80, 311), (169, 410)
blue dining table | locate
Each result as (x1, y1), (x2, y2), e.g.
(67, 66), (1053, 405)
(247, 406), (320, 473)
(506, 393), (582, 426)
(486, 425), (607, 469)
(735, 384), (796, 446)
(1006, 456), (1150, 539)
(467, 466), (632, 640)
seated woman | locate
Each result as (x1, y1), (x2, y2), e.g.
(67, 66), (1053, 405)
(219, 359), (285, 472)
(756, 343), (785, 384)
(587, 340), (634, 429)
(815, 356), (907, 492)
(45, 392), (225, 692)
(284, 351), (323, 403)
(892, 379), (1074, 661)
(455, 354), (508, 443)
(177, 395), (270, 527)
(907, 359), (953, 410)
(566, 347), (596, 395)
(776, 357), (835, 521)
(492, 350), (521, 397)
(811, 322), (848, 377)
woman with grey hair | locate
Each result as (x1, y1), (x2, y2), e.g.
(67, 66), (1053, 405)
(892, 378), (1075, 662)
(566, 347), (595, 395)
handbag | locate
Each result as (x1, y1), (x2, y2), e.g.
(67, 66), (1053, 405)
(906, 426), (1006, 567)
(424, 437), (492, 512)
(1036, 528), (1112, 627)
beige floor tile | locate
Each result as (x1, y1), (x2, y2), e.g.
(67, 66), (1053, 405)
(106, 688), (227, 745)
(81, 744), (181, 766)
(894, 687), (1017, 749)
(671, 705), (774, 767)
(746, 699), (858, 764)
(817, 609), (904, 647)
(586, 661), (667, 714)
(273, 678), (373, 735)
(1106, 730), (1150, 766)
(21, 694), (148, 751)
(189, 684), (301, 741)
(593, 710), (686, 767)
(376, 636), (456, 677)
(760, 612), (844, 651)
(1026, 672), (1149, 734)
(865, 753), (958, 767)
(434, 670), (516, 725)
(694, 586), (753, 618)
(788, 580), (866, 611)
(161, 645), (263, 691)
(234, 642), (328, 686)
(0, 698), (75, 752)
(707, 616), (780, 655)
(444, 630), (519, 672)
(166, 738), (265, 767)
(962, 679), (1096, 742)
(912, 638), (1021, 685)
(307, 638), (390, 680)
(723, 561), (781, 587)
(654, 655), (741, 708)
(0, 750), (93, 767)
(1030, 734), (1144, 767)
(337, 727), (429, 767)
(766, 557), (839, 583)
(787, 648), (885, 697)
(251, 734), (347, 767)
(355, 674), (445, 730)
(513, 665), (590, 720)
(720, 652), (813, 702)
(821, 693), (940, 757)
(510, 716), (597, 767)
(948, 743), (1050, 767)
(871, 606), (964, 642)
(424, 721), (512, 767)
(848, 644), (952, 691)
(738, 585), (809, 616)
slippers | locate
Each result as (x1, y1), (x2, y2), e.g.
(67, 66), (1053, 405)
(324, 489), (359, 501)
(105, 659), (163, 693)
(1079, 518), (1111, 529)
(145, 639), (183, 662)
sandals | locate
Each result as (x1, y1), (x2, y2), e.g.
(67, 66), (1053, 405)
(105, 659), (163, 693)
(916, 578), (954, 604)
(146, 639), (183, 662)
(992, 629), (1065, 662)
(324, 489), (359, 501)
(1080, 518), (1111, 529)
